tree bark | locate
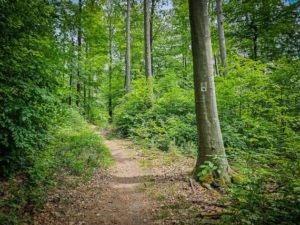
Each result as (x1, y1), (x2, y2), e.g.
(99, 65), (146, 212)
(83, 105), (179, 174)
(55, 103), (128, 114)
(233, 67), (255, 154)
(144, 0), (152, 79)
(108, 23), (113, 122)
(76, 0), (82, 108)
(253, 33), (258, 61)
(214, 53), (219, 76)
(69, 73), (72, 106)
(108, 1), (113, 122)
(188, 0), (232, 185)
(144, 0), (154, 100)
(125, 0), (131, 97)
(150, 0), (157, 75)
(83, 83), (86, 115)
(216, 0), (227, 76)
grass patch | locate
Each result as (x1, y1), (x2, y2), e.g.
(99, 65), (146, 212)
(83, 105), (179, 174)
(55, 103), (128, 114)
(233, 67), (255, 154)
(139, 187), (146, 192)
(168, 186), (176, 195)
(157, 194), (165, 201)
(142, 180), (155, 188)
(149, 190), (155, 196)
(155, 210), (171, 219)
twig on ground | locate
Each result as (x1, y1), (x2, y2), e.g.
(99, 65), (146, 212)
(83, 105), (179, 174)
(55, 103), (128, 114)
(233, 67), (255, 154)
(189, 178), (196, 193)
(165, 167), (177, 175)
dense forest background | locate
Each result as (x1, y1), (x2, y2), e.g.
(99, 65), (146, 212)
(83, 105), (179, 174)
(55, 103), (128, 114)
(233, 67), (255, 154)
(0, 0), (300, 224)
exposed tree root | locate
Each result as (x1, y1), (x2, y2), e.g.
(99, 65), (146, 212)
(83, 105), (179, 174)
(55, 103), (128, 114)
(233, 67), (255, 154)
(198, 211), (232, 217)
(189, 178), (196, 193)
(189, 200), (232, 208)
(189, 166), (232, 196)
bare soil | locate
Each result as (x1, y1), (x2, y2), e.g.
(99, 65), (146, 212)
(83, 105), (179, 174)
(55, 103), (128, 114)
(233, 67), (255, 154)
(33, 127), (224, 224)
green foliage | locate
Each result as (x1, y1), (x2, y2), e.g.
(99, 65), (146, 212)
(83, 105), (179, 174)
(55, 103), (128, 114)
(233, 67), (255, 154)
(0, 108), (112, 224)
(48, 108), (113, 176)
(88, 103), (108, 126)
(197, 161), (220, 181)
(114, 55), (300, 224)
(114, 78), (197, 154)
(157, 194), (165, 201)
(197, 161), (217, 179)
(1, 0), (299, 224)
(222, 147), (300, 224)
(217, 57), (300, 224)
(0, 0), (61, 176)
(224, 0), (300, 61)
(114, 79), (153, 136)
(216, 56), (300, 152)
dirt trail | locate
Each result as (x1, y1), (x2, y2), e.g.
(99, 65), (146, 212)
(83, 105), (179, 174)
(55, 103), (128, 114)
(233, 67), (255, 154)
(34, 128), (222, 225)
(34, 128), (156, 225)
(92, 130), (153, 224)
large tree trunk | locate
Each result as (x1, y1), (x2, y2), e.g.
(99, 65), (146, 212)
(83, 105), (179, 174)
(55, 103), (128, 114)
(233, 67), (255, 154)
(216, 0), (227, 77)
(125, 0), (131, 97)
(144, 0), (154, 100)
(188, 0), (232, 186)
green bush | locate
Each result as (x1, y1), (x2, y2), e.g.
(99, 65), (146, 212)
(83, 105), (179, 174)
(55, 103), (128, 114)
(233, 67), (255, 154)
(222, 147), (300, 225)
(0, 108), (113, 224)
(114, 79), (197, 154)
(216, 58), (300, 224)
(0, 0), (60, 177)
(114, 79), (153, 136)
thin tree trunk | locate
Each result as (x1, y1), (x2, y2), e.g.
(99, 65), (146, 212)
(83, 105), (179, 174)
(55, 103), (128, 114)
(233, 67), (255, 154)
(183, 55), (187, 77)
(88, 88), (91, 118)
(109, 46), (113, 122)
(253, 33), (258, 61)
(214, 53), (219, 76)
(83, 84), (86, 115)
(216, 0), (227, 76)
(188, 0), (232, 185)
(144, 0), (152, 80)
(85, 43), (90, 118)
(150, 0), (156, 75)
(76, 0), (82, 108)
(144, 0), (154, 100)
(69, 73), (72, 105)
(107, 1), (113, 122)
(125, 0), (131, 97)
(69, 39), (75, 106)
(150, 0), (155, 53)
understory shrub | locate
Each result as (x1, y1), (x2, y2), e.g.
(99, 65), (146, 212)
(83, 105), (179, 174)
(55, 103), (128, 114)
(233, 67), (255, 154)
(113, 58), (300, 224)
(114, 79), (197, 154)
(222, 141), (300, 224)
(217, 58), (300, 224)
(0, 108), (112, 224)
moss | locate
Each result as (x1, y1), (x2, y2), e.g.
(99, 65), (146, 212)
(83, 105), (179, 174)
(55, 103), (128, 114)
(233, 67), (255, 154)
(187, 166), (196, 179)
(200, 173), (214, 184)
(232, 175), (243, 182)
(209, 189), (221, 198)
(232, 170), (244, 182)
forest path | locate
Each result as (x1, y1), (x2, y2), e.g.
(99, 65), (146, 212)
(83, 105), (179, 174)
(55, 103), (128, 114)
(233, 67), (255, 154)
(34, 126), (222, 225)
(89, 127), (154, 224)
